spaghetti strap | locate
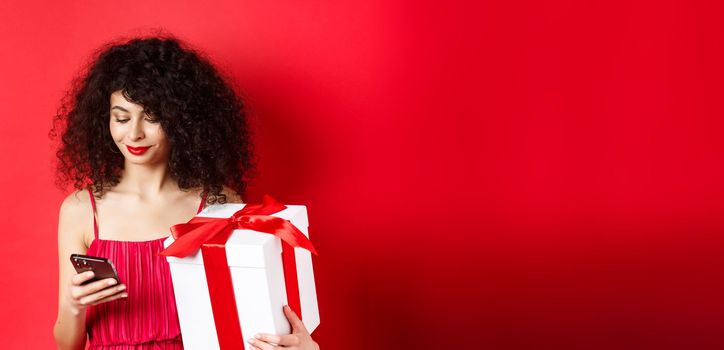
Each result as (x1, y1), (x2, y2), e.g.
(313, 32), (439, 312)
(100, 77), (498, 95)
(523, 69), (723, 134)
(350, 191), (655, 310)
(87, 188), (99, 239)
(197, 190), (208, 214)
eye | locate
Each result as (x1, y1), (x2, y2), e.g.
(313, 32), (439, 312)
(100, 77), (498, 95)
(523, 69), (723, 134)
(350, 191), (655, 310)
(114, 118), (130, 124)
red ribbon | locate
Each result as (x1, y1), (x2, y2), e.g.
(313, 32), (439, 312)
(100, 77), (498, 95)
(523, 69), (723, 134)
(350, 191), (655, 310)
(159, 194), (318, 350)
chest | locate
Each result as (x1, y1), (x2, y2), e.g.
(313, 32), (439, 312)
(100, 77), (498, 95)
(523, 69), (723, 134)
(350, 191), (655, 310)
(93, 199), (200, 241)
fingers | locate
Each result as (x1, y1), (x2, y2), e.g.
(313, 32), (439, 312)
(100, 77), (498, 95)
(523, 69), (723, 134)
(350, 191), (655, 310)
(89, 289), (128, 306)
(69, 272), (127, 307)
(254, 333), (299, 346)
(248, 337), (276, 350)
(284, 305), (308, 333)
(80, 283), (127, 306)
(247, 305), (309, 349)
(71, 277), (118, 300)
(71, 270), (95, 286)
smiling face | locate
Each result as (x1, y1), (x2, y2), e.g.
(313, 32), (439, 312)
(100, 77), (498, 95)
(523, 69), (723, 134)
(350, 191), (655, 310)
(109, 90), (170, 165)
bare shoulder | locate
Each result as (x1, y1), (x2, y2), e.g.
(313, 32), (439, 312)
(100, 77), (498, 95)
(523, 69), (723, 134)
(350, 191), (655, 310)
(220, 185), (244, 204)
(59, 189), (91, 221)
(58, 188), (92, 247)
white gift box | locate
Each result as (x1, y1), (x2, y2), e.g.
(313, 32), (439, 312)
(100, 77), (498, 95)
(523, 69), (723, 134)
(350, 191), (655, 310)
(163, 203), (320, 350)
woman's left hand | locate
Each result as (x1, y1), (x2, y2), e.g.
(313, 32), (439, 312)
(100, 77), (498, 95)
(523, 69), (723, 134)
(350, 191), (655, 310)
(248, 305), (320, 350)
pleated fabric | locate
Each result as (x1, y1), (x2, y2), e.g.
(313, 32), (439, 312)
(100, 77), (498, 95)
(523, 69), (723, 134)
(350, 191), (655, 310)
(84, 188), (207, 349)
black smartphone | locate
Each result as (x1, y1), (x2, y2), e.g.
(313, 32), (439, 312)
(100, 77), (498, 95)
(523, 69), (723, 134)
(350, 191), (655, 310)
(70, 254), (121, 285)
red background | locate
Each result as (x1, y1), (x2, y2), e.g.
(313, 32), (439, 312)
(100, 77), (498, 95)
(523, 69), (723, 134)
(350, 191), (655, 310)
(1, 1), (724, 349)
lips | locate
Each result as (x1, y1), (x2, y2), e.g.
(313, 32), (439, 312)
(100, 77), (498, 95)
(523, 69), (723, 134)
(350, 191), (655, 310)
(126, 145), (151, 155)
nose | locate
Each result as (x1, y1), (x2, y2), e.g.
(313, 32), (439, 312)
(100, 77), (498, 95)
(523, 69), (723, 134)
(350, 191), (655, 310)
(128, 119), (145, 141)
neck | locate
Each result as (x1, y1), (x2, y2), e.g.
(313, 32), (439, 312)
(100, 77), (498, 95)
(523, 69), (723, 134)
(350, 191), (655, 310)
(118, 160), (176, 196)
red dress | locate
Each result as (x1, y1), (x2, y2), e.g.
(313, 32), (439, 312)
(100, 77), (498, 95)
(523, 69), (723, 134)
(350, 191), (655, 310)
(84, 188), (207, 349)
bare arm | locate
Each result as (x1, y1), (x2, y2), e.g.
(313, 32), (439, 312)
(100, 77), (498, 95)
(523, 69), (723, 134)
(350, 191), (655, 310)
(53, 190), (90, 349)
(53, 191), (128, 349)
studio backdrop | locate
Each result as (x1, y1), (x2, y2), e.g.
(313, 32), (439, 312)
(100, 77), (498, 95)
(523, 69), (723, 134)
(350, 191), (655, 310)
(1, 1), (724, 349)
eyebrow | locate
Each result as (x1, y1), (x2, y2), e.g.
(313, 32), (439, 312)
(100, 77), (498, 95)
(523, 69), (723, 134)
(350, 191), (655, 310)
(111, 106), (145, 113)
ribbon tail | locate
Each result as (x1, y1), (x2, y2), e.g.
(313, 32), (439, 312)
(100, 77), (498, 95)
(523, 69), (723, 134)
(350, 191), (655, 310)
(240, 215), (318, 255)
(273, 219), (319, 256)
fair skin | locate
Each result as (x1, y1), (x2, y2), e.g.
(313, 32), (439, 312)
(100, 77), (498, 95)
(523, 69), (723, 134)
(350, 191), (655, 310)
(249, 305), (320, 350)
(54, 91), (318, 349)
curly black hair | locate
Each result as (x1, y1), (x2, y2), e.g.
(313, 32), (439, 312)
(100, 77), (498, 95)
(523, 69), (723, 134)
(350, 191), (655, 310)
(49, 34), (257, 204)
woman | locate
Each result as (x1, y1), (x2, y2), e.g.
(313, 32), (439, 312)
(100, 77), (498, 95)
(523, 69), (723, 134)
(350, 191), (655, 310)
(51, 35), (320, 350)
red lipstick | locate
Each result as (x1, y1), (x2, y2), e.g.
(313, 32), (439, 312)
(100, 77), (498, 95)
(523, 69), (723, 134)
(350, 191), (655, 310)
(126, 145), (151, 155)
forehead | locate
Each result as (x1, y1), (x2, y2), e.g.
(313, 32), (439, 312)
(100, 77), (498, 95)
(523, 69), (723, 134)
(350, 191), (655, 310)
(110, 90), (144, 112)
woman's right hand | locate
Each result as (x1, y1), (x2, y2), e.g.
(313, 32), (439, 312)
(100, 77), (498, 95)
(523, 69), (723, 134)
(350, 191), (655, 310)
(68, 271), (127, 313)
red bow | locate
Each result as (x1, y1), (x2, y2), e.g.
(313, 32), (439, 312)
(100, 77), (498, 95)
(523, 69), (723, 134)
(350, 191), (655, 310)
(159, 194), (318, 258)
